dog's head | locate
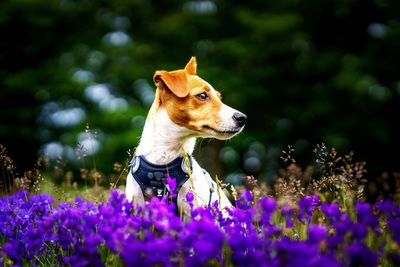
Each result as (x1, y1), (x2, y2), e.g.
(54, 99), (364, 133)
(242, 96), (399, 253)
(153, 57), (246, 140)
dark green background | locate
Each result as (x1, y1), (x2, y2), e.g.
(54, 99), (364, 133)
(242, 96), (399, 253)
(1, 0), (399, 193)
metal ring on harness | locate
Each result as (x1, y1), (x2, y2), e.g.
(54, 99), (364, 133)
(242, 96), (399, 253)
(130, 156), (140, 173)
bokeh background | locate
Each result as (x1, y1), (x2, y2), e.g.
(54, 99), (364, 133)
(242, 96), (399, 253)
(1, 0), (399, 199)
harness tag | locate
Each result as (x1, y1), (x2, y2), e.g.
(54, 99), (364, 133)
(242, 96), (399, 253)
(157, 188), (163, 197)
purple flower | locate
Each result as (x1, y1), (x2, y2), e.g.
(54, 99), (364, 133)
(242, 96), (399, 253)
(356, 202), (379, 231)
(257, 197), (276, 228)
(308, 224), (328, 243)
(297, 195), (319, 224)
(344, 243), (378, 267)
(226, 225), (264, 266)
(376, 199), (397, 217)
(119, 236), (177, 267)
(180, 211), (224, 266)
(235, 190), (253, 210)
(321, 202), (341, 222)
(166, 176), (177, 198)
(375, 199), (400, 244)
(281, 204), (294, 228)
(388, 219), (400, 244)
(1, 189), (399, 266)
(258, 197), (276, 214)
(186, 192), (194, 203)
(185, 191), (194, 211)
(272, 238), (339, 267)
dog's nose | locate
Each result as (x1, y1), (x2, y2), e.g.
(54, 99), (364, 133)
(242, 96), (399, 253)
(233, 112), (247, 127)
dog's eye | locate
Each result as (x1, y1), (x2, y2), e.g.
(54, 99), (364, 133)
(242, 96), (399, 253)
(196, 92), (210, 101)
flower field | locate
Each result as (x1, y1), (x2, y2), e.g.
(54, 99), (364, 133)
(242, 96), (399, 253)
(1, 188), (399, 266)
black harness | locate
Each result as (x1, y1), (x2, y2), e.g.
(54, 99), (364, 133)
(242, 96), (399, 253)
(130, 155), (193, 204)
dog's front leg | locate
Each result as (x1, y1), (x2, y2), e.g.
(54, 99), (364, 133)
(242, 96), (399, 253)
(202, 169), (232, 210)
(125, 172), (145, 206)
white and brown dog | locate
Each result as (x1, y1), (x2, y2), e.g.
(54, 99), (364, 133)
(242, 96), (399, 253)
(125, 57), (246, 215)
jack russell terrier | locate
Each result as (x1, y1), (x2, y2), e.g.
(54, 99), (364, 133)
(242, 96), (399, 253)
(125, 57), (246, 215)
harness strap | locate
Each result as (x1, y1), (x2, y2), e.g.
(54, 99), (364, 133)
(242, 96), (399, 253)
(130, 155), (192, 204)
(203, 168), (215, 207)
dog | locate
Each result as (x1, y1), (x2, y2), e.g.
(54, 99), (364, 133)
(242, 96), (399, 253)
(125, 57), (246, 215)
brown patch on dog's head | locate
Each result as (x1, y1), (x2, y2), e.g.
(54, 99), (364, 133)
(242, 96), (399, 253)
(153, 57), (197, 98)
(153, 69), (189, 98)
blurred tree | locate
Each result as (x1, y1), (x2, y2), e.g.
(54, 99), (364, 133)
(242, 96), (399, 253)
(0, 0), (399, 195)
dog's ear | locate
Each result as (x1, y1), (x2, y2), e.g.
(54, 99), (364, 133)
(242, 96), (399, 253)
(184, 56), (197, 75)
(153, 70), (189, 98)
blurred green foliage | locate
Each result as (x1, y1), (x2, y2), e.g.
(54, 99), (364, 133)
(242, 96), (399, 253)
(0, 0), (399, 191)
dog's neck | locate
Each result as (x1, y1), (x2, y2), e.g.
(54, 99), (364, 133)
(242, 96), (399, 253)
(135, 103), (196, 164)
